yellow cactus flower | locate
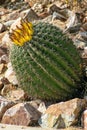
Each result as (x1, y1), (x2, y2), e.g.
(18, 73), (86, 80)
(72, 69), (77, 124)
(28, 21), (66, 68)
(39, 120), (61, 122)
(9, 19), (34, 46)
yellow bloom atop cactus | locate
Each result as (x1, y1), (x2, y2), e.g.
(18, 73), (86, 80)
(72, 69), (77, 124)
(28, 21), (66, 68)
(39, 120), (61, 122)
(9, 19), (34, 46)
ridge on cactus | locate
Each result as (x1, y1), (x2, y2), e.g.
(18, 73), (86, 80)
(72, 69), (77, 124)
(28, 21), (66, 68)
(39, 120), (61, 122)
(9, 19), (85, 101)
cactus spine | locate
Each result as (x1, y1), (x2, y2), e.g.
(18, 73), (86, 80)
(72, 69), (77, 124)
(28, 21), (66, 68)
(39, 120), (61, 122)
(9, 20), (85, 101)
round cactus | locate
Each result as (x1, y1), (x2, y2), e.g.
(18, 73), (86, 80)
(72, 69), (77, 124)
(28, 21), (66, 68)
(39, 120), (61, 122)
(9, 19), (85, 101)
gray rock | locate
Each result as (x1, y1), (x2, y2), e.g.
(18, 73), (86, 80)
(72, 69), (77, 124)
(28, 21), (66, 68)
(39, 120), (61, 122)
(24, 9), (39, 22)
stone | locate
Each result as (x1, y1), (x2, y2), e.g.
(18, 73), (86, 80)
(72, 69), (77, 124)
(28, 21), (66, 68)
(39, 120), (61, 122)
(81, 109), (87, 129)
(6, 89), (27, 101)
(0, 96), (15, 121)
(38, 102), (46, 114)
(0, 23), (7, 33)
(1, 33), (12, 49)
(80, 32), (87, 40)
(32, 3), (44, 13)
(52, 11), (67, 21)
(82, 47), (87, 59)
(5, 62), (18, 85)
(1, 102), (41, 126)
(1, 84), (16, 96)
(0, 32), (6, 44)
(82, 23), (87, 31)
(1, 77), (10, 85)
(5, 10), (20, 21)
(0, 54), (9, 64)
(0, 81), (4, 90)
(0, 46), (8, 57)
(0, 63), (6, 74)
(23, 9), (39, 22)
(73, 39), (86, 49)
(65, 12), (80, 31)
(10, 17), (22, 32)
(39, 98), (86, 129)
(4, 20), (16, 28)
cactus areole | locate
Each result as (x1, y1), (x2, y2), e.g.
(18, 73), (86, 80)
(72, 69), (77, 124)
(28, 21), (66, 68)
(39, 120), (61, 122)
(9, 19), (85, 101)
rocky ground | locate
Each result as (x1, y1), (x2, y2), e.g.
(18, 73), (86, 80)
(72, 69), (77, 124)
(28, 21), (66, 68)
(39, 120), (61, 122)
(0, 0), (87, 130)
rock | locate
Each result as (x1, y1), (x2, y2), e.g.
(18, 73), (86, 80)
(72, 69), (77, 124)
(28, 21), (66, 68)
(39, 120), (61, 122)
(0, 96), (15, 121)
(23, 9), (39, 22)
(38, 102), (46, 114)
(1, 77), (10, 85)
(65, 12), (81, 32)
(64, 23), (81, 33)
(48, 4), (69, 19)
(80, 32), (87, 40)
(32, 3), (44, 13)
(4, 20), (16, 28)
(0, 63), (7, 74)
(5, 62), (18, 85)
(82, 23), (87, 31)
(5, 10), (20, 21)
(0, 54), (9, 64)
(10, 17), (22, 32)
(1, 102), (41, 126)
(1, 33), (12, 49)
(48, 4), (62, 15)
(0, 32), (6, 44)
(0, 23), (7, 33)
(0, 46), (8, 57)
(73, 39), (86, 49)
(39, 98), (86, 129)
(6, 89), (27, 101)
(0, 81), (4, 90)
(81, 109), (87, 129)
(1, 84), (16, 96)
(82, 47), (87, 59)
(29, 100), (42, 109)
(52, 11), (67, 21)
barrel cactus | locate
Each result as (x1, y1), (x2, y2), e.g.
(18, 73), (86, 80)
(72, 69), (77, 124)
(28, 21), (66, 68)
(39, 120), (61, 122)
(9, 19), (85, 101)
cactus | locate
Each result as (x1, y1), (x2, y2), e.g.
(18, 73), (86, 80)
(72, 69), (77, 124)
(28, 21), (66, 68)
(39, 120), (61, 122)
(9, 19), (85, 101)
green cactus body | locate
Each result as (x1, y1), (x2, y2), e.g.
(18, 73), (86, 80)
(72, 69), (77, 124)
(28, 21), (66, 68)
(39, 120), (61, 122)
(10, 22), (85, 101)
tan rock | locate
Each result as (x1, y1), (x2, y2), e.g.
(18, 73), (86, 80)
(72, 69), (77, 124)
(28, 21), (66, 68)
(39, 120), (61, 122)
(1, 33), (12, 49)
(0, 96), (15, 121)
(10, 17), (22, 32)
(81, 109), (87, 130)
(0, 32), (6, 44)
(2, 10), (20, 21)
(6, 89), (27, 101)
(5, 62), (18, 85)
(1, 102), (41, 126)
(82, 23), (87, 31)
(0, 54), (9, 64)
(1, 84), (16, 96)
(39, 98), (86, 129)
(0, 63), (7, 74)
